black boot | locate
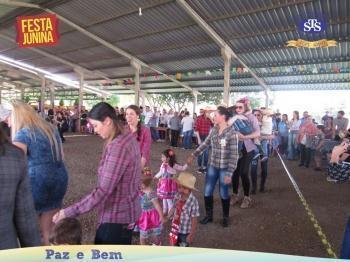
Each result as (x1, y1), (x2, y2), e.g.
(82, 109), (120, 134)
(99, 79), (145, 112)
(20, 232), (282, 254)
(260, 175), (266, 193)
(221, 198), (230, 227)
(200, 196), (213, 224)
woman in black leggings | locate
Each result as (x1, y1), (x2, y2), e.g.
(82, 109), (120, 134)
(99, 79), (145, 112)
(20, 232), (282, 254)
(231, 98), (260, 209)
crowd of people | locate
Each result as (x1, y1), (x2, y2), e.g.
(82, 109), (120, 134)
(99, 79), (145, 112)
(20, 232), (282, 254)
(0, 98), (349, 258)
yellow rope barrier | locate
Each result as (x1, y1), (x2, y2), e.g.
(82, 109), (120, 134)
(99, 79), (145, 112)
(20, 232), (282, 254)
(277, 152), (337, 258)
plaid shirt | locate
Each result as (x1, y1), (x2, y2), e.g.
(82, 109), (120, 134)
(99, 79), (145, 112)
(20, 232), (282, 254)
(195, 115), (213, 136)
(193, 126), (239, 177)
(64, 131), (141, 225)
(173, 192), (200, 234)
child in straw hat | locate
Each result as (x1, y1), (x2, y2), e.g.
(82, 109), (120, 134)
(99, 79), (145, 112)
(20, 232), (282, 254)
(168, 172), (200, 247)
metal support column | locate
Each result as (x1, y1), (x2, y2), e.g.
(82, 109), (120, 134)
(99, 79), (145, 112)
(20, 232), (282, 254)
(264, 90), (269, 108)
(222, 47), (231, 107)
(40, 76), (46, 118)
(50, 83), (55, 109)
(20, 85), (25, 101)
(131, 59), (141, 106)
(192, 92), (198, 115)
(77, 70), (84, 132)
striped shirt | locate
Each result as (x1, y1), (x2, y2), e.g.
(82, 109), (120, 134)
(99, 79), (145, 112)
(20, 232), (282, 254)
(64, 131), (141, 225)
(173, 192), (200, 234)
(192, 125), (239, 177)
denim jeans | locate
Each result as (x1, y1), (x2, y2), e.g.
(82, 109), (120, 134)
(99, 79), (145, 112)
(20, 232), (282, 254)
(341, 216), (350, 259)
(94, 223), (133, 245)
(177, 233), (189, 247)
(288, 131), (298, 160)
(260, 139), (269, 157)
(183, 130), (193, 149)
(150, 127), (159, 141)
(205, 166), (229, 199)
(197, 134), (208, 169)
(299, 144), (312, 167)
(251, 148), (268, 191)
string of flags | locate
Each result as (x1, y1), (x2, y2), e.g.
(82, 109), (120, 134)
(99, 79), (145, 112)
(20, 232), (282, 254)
(100, 65), (350, 86)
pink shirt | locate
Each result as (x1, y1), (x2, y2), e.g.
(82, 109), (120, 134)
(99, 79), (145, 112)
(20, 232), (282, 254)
(242, 113), (260, 153)
(132, 125), (151, 166)
(64, 131), (141, 225)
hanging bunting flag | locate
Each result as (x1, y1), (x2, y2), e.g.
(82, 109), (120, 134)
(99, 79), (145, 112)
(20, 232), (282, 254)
(205, 70), (212, 76)
(340, 67), (347, 73)
(286, 39), (337, 48)
(242, 67), (249, 73)
(175, 72), (182, 80)
(271, 67), (278, 73)
(312, 67), (318, 74)
(332, 66), (340, 73)
(153, 73), (159, 80)
(319, 67), (326, 73)
(236, 67), (243, 73)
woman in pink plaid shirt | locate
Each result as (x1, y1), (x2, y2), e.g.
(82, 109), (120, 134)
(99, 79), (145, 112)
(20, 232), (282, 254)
(53, 102), (141, 245)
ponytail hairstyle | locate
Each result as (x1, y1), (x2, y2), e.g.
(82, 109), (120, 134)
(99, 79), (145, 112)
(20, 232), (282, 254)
(217, 106), (233, 122)
(163, 148), (176, 168)
(88, 102), (123, 145)
(126, 105), (142, 141)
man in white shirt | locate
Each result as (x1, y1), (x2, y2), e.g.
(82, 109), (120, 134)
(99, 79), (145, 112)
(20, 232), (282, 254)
(143, 106), (154, 126)
(181, 111), (194, 149)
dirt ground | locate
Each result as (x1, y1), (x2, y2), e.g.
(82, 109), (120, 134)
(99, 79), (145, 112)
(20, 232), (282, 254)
(62, 134), (350, 258)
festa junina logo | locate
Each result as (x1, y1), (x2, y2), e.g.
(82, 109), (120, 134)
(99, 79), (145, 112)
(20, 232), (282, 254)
(16, 14), (59, 48)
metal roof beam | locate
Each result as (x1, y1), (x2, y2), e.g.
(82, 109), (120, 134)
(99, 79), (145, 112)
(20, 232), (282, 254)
(0, 0), (198, 95)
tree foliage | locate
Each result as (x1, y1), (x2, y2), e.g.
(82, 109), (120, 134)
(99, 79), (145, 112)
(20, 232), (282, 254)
(106, 95), (120, 107)
(59, 99), (64, 106)
(148, 92), (224, 112)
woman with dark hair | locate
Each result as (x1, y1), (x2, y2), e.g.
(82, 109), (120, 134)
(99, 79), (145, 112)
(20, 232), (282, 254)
(126, 105), (152, 168)
(287, 110), (301, 160)
(53, 102), (141, 245)
(187, 106), (239, 227)
(231, 98), (260, 209)
(0, 124), (41, 249)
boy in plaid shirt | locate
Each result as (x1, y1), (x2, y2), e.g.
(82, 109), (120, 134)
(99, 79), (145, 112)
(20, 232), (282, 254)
(168, 172), (200, 247)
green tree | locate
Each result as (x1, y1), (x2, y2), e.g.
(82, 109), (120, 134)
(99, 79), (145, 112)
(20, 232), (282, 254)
(74, 98), (79, 106)
(198, 92), (223, 105)
(59, 99), (64, 107)
(106, 95), (120, 107)
(24, 96), (30, 103)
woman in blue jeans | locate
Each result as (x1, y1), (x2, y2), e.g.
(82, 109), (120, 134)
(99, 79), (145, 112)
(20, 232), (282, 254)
(187, 106), (239, 227)
(288, 111), (301, 160)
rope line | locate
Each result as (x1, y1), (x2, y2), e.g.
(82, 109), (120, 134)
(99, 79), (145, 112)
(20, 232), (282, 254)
(277, 152), (337, 258)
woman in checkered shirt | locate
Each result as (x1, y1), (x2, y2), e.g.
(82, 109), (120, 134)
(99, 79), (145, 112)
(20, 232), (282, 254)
(187, 106), (239, 227)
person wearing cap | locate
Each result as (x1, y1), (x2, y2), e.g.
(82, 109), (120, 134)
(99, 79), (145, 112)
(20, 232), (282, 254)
(0, 104), (11, 138)
(168, 172), (199, 247)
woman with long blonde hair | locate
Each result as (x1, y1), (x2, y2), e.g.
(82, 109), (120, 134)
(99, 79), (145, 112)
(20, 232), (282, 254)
(11, 100), (68, 245)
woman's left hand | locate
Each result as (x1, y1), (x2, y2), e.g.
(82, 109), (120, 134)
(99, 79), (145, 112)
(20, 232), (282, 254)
(52, 209), (66, 223)
(224, 176), (231, 184)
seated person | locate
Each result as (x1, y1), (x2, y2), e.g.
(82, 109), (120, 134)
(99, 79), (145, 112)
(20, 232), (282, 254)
(327, 139), (350, 182)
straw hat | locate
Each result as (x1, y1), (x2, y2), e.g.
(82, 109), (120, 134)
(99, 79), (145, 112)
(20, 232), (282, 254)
(176, 172), (198, 191)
